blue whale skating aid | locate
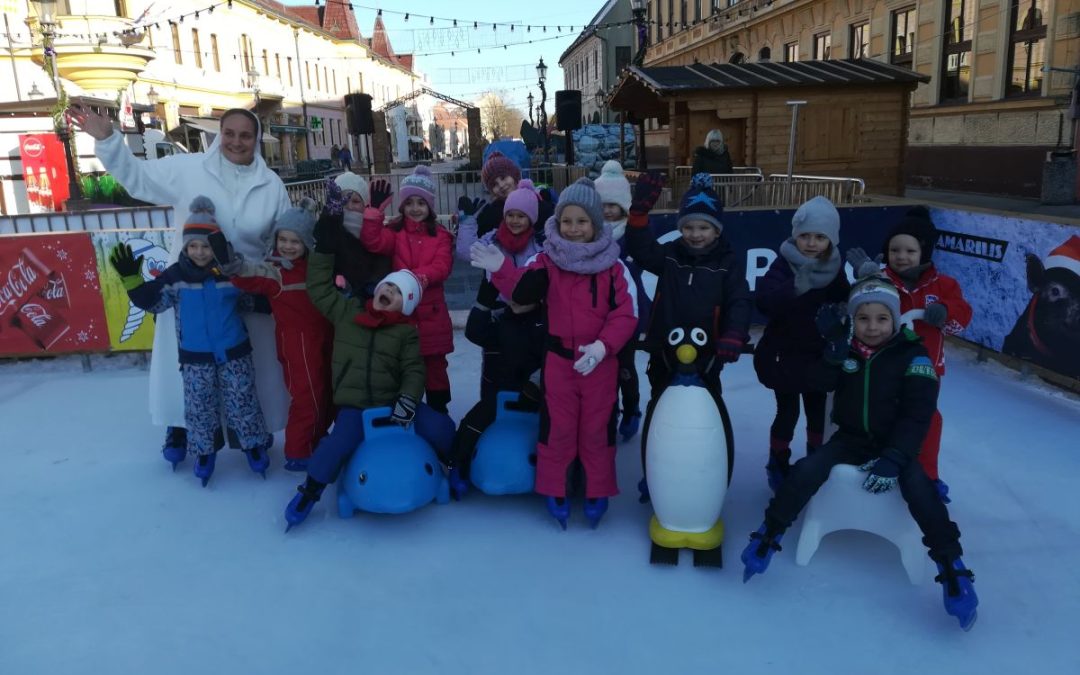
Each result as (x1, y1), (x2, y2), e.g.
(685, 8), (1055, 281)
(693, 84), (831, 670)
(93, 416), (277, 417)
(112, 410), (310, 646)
(470, 391), (540, 496)
(336, 407), (450, 518)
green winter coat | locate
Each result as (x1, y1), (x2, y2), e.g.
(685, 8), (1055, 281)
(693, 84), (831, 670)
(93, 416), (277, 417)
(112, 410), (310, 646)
(307, 251), (425, 408)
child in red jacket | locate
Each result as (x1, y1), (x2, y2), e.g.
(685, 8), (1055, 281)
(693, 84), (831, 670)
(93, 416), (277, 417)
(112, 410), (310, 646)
(228, 199), (334, 472)
(472, 178), (638, 529)
(360, 166), (455, 413)
(848, 206), (972, 501)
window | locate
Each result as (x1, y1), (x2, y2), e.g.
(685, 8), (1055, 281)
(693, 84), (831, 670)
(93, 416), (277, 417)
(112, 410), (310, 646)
(332, 70), (338, 94)
(594, 50), (599, 79)
(758, 46), (771, 62)
(849, 22), (869, 59)
(210, 33), (220, 71)
(890, 7), (916, 67)
(315, 67), (321, 91)
(323, 67), (329, 92)
(240, 34), (251, 72)
(941, 0), (975, 102)
(1006, 0), (1047, 97)
(275, 53), (281, 80)
(694, 0), (701, 22)
(784, 42), (799, 62)
(813, 32), (831, 60)
(306, 62), (311, 89)
(262, 50), (269, 76)
(170, 22), (181, 65)
(191, 29), (202, 68)
(287, 56), (293, 86)
(615, 46), (632, 73)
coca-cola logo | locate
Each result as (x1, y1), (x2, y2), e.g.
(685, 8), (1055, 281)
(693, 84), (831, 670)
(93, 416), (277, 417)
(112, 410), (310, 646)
(0, 256), (40, 314)
(42, 276), (66, 301)
(19, 302), (51, 328)
(22, 138), (45, 158)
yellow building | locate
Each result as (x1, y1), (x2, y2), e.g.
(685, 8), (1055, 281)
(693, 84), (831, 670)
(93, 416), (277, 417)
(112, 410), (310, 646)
(641, 0), (1078, 197)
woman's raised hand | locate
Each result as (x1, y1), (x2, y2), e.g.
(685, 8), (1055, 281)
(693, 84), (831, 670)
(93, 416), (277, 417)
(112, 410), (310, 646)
(66, 100), (114, 141)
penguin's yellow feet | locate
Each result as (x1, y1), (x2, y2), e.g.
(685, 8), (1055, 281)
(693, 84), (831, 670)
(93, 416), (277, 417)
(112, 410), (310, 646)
(649, 515), (724, 550)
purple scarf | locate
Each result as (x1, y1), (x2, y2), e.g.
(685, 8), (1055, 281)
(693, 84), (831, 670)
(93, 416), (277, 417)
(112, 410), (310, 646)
(542, 216), (621, 274)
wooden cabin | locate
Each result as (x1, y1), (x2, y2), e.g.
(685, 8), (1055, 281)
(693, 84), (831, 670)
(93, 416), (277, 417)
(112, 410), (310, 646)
(607, 59), (929, 196)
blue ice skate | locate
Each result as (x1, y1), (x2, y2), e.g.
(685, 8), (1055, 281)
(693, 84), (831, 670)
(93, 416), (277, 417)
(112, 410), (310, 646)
(193, 452), (216, 488)
(243, 436), (272, 478)
(448, 466), (469, 501)
(284, 480), (324, 532)
(935, 557), (978, 631)
(162, 426), (187, 471)
(637, 477), (650, 504)
(619, 409), (641, 442)
(584, 497), (608, 529)
(284, 458), (309, 473)
(934, 479), (952, 504)
(741, 523), (784, 583)
(546, 496), (570, 530)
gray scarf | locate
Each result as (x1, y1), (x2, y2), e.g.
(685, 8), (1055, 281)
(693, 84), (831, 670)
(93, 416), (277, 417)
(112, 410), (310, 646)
(780, 239), (842, 294)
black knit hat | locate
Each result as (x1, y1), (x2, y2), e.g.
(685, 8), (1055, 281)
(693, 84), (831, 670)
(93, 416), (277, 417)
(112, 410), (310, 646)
(882, 206), (938, 264)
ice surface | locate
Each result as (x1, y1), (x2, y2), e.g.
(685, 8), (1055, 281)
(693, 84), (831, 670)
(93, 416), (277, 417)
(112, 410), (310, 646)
(1, 334), (1078, 674)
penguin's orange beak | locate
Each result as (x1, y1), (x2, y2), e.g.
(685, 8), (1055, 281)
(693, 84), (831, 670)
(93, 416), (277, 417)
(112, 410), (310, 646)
(676, 344), (697, 365)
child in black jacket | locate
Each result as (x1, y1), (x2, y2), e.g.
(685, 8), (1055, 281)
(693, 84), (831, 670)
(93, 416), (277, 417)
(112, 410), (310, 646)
(740, 274), (979, 631)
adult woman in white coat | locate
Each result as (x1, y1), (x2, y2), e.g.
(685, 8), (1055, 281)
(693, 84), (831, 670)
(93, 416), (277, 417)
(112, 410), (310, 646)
(67, 103), (292, 466)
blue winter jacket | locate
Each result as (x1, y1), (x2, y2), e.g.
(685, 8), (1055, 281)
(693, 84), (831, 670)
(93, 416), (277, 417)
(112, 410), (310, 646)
(128, 254), (254, 365)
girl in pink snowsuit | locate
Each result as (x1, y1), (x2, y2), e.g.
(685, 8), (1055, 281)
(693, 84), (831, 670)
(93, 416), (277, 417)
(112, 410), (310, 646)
(472, 177), (638, 528)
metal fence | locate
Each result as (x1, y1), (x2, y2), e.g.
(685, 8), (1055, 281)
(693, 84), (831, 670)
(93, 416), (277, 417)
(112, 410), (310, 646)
(0, 205), (174, 235)
(646, 167), (866, 210)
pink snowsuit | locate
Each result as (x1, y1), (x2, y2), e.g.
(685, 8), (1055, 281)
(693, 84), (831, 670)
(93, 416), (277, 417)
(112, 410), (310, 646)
(492, 220), (637, 498)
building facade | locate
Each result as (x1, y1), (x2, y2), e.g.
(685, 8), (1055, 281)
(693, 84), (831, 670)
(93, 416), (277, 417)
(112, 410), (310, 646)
(641, 0), (1080, 197)
(560, 0), (637, 125)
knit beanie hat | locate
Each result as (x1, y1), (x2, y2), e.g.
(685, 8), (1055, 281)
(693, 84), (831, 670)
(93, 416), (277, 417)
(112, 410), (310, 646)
(705, 129), (725, 148)
(481, 151), (521, 192)
(272, 197), (319, 252)
(883, 206), (938, 265)
(1045, 235), (1080, 277)
(398, 165), (437, 214)
(555, 177), (605, 233)
(503, 179), (540, 225)
(376, 269), (423, 316)
(848, 274), (902, 335)
(791, 195), (840, 248)
(183, 196), (221, 247)
(677, 173), (724, 232)
(334, 171), (369, 203)
(594, 160), (632, 213)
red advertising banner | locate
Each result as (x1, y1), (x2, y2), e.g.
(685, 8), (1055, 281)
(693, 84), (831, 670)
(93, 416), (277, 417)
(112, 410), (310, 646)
(18, 133), (71, 213)
(0, 233), (109, 355)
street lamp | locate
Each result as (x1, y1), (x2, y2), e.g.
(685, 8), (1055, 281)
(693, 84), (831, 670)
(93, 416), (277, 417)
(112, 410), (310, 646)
(527, 91), (534, 126)
(630, 0), (648, 66)
(537, 57), (548, 163)
(27, 83), (44, 99)
(30, 0), (86, 210)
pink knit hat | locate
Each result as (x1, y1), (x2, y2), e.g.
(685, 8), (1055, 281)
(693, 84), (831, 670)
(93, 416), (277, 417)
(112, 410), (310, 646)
(502, 179), (539, 225)
(398, 165), (437, 214)
(481, 151), (521, 192)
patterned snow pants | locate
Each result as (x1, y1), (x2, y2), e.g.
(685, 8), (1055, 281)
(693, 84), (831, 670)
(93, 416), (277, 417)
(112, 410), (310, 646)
(181, 354), (270, 456)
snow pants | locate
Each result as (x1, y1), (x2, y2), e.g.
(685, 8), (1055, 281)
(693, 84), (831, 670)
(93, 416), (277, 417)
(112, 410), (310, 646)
(770, 390), (827, 448)
(537, 351), (619, 499)
(181, 354), (270, 456)
(307, 404), (447, 486)
(424, 354), (451, 413)
(764, 434), (962, 561)
(277, 328), (334, 461)
(617, 343), (641, 415)
(917, 409), (943, 481)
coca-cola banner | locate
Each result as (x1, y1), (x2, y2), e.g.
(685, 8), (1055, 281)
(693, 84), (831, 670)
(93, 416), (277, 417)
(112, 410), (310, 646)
(18, 133), (71, 213)
(0, 234), (109, 355)
(90, 230), (172, 351)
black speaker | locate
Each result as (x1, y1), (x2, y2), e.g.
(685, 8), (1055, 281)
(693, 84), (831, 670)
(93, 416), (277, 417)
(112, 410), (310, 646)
(345, 93), (374, 135)
(555, 90), (582, 132)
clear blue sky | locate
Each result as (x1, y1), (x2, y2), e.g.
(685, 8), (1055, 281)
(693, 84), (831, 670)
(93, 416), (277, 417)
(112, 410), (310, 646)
(296, 1), (604, 113)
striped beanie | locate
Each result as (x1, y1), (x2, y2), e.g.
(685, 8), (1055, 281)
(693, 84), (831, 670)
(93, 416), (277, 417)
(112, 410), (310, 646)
(183, 196), (221, 246)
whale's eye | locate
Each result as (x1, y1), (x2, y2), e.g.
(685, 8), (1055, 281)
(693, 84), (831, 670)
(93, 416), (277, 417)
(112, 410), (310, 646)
(424, 463), (434, 476)
(358, 471), (367, 485)
(667, 328), (684, 345)
(690, 328), (707, 346)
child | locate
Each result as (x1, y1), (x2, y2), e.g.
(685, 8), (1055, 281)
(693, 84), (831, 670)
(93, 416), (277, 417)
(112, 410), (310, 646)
(754, 196), (850, 490)
(283, 226), (428, 528)
(450, 179), (546, 496)
(459, 151), (555, 241)
(740, 274), (979, 631)
(594, 160), (652, 442)
(624, 172), (752, 496)
(472, 177), (638, 528)
(321, 173), (392, 298)
(848, 207), (972, 501)
(228, 198), (334, 472)
(360, 166), (455, 413)
(109, 196), (272, 485)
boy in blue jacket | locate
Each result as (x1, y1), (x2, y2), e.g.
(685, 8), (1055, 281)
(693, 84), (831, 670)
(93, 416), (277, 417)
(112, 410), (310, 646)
(109, 196), (272, 486)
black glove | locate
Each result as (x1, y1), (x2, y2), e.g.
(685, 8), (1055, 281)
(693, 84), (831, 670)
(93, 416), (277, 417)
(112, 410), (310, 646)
(313, 215), (339, 254)
(109, 243), (142, 278)
(630, 171), (665, 217)
(475, 278), (500, 309)
(369, 179), (393, 211)
(458, 196), (486, 217)
(923, 303), (948, 328)
(390, 394), (418, 426)
(859, 457), (901, 494)
(815, 303), (851, 364)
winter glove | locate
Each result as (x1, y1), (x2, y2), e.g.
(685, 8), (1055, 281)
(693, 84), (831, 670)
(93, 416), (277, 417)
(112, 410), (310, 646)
(323, 178), (345, 216)
(846, 247), (883, 280)
(714, 330), (747, 364)
(815, 303), (852, 365)
(574, 340), (607, 376)
(628, 172), (665, 226)
(313, 216), (339, 254)
(457, 196), (486, 218)
(923, 302), (948, 329)
(475, 278), (501, 309)
(793, 263), (814, 297)
(469, 242), (506, 274)
(390, 394), (418, 427)
(858, 457), (901, 494)
(109, 243), (144, 290)
(369, 179), (394, 212)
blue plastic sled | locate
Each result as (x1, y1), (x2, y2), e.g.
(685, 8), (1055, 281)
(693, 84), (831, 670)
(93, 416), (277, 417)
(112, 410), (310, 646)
(337, 407), (451, 517)
(470, 391), (540, 496)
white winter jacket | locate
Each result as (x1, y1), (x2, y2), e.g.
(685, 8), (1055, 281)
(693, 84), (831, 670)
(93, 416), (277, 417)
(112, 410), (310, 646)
(96, 126), (292, 430)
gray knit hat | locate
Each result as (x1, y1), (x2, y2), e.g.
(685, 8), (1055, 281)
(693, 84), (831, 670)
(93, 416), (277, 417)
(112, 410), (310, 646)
(848, 274), (901, 335)
(555, 177), (604, 234)
(792, 195), (840, 248)
(183, 196), (221, 247)
(272, 197), (319, 252)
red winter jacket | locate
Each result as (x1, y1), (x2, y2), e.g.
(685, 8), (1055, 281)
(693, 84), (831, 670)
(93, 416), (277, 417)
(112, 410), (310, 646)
(231, 258), (330, 337)
(491, 253), (638, 359)
(360, 209), (454, 356)
(884, 265), (972, 376)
